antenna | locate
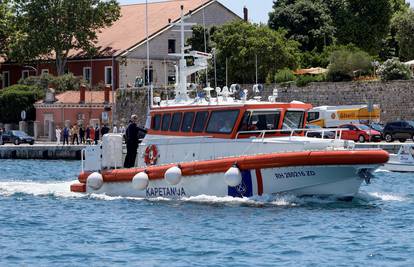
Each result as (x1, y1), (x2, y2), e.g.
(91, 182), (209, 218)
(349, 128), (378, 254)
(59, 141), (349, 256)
(168, 5), (212, 102)
(145, 0), (151, 111)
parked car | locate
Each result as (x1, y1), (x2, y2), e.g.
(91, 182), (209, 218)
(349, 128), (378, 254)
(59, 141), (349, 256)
(0, 130), (35, 145)
(338, 124), (382, 142)
(369, 122), (384, 140)
(383, 121), (414, 143)
(305, 125), (335, 139)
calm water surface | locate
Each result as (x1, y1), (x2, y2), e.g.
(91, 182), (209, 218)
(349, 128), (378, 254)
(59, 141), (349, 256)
(0, 159), (413, 267)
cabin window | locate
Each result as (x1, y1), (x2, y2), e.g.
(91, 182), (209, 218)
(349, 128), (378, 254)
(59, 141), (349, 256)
(161, 113), (171, 131)
(170, 112), (182, 132)
(206, 110), (240, 134)
(239, 111), (281, 131)
(307, 111), (319, 122)
(283, 111), (305, 129)
(192, 111), (209, 132)
(151, 114), (161, 130)
(181, 112), (195, 132)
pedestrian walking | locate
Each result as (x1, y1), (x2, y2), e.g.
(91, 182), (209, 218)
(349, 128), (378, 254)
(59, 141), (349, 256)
(63, 126), (69, 145)
(79, 125), (85, 144)
(86, 125), (91, 144)
(112, 124), (118, 134)
(71, 124), (79, 145)
(55, 126), (62, 145)
(94, 124), (100, 144)
(90, 126), (95, 144)
(101, 124), (110, 137)
(124, 115), (147, 168)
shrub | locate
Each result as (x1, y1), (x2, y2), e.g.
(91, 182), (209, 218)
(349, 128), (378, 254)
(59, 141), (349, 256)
(377, 58), (412, 81)
(327, 49), (373, 82)
(275, 68), (296, 84)
(295, 75), (325, 87)
(0, 85), (45, 123)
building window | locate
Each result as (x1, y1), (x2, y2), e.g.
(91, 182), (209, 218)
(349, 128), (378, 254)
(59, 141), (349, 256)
(2, 71), (10, 88)
(144, 68), (153, 85)
(22, 70), (30, 79)
(168, 39), (176, 54)
(41, 69), (49, 75)
(105, 66), (112, 86)
(77, 113), (85, 120)
(83, 67), (91, 84)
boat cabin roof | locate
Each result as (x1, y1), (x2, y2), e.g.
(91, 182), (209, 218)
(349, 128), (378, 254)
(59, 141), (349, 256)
(148, 102), (312, 139)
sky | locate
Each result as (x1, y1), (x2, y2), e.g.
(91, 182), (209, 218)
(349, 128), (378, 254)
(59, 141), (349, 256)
(119, 0), (414, 24)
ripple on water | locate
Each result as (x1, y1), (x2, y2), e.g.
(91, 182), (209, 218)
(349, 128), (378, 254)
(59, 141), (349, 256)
(0, 160), (414, 267)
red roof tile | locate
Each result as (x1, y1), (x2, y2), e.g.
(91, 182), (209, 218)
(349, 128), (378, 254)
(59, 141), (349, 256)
(37, 90), (113, 104)
(69, 0), (212, 58)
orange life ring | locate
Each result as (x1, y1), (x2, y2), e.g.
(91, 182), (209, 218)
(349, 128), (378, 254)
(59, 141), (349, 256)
(144, 145), (158, 166)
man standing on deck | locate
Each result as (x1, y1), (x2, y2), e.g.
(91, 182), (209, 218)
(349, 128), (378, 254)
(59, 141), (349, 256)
(124, 115), (147, 168)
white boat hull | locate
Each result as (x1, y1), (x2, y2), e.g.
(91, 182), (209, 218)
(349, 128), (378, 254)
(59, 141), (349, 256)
(381, 162), (414, 172)
(87, 164), (378, 199)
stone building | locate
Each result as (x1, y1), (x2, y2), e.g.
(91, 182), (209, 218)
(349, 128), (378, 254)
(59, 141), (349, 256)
(34, 86), (113, 140)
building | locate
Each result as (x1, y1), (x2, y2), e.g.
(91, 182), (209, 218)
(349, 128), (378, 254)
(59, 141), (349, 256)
(0, 0), (239, 90)
(34, 86), (113, 140)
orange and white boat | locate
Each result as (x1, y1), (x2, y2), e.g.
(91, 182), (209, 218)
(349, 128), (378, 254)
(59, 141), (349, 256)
(71, 7), (388, 199)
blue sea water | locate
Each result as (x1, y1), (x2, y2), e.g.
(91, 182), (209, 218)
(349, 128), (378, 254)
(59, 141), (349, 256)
(0, 160), (414, 267)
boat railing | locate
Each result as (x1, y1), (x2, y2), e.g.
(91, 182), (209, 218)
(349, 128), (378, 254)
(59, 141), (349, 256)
(235, 128), (344, 142)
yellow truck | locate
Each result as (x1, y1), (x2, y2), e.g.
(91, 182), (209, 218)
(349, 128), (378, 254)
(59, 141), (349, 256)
(307, 105), (381, 128)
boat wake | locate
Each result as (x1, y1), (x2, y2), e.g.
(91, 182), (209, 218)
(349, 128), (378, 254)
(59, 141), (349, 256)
(358, 191), (409, 202)
(0, 180), (82, 198)
(0, 181), (409, 206)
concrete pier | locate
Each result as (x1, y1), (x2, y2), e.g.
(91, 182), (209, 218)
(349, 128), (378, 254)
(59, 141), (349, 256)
(355, 142), (413, 154)
(0, 143), (87, 160)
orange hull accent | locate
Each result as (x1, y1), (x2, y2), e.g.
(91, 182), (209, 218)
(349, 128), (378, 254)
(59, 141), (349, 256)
(71, 183), (86, 193)
(77, 150), (389, 185)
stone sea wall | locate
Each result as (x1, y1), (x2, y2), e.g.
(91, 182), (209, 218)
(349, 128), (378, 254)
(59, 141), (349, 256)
(115, 80), (414, 124)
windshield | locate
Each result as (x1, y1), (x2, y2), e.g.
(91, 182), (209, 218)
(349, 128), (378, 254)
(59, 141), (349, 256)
(408, 121), (414, 127)
(283, 111), (305, 129)
(12, 131), (28, 137)
(358, 125), (370, 130)
(306, 125), (320, 129)
(370, 123), (383, 131)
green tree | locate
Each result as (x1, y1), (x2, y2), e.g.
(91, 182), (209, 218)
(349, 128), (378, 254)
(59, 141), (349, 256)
(11, 0), (121, 75)
(211, 20), (301, 85)
(327, 47), (373, 81)
(328, 0), (393, 55)
(268, 0), (335, 52)
(377, 57), (412, 80)
(0, 0), (13, 56)
(392, 9), (414, 61)
(0, 84), (44, 123)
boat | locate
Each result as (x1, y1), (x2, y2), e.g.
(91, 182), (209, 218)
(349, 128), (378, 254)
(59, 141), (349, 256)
(381, 145), (414, 172)
(70, 6), (389, 199)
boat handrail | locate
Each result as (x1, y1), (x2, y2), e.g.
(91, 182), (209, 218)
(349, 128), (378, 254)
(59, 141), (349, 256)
(81, 148), (85, 173)
(235, 128), (344, 141)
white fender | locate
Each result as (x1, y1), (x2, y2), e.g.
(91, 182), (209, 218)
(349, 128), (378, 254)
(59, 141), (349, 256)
(224, 166), (242, 187)
(132, 172), (149, 190)
(87, 172), (103, 190)
(165, 166), (182, 185)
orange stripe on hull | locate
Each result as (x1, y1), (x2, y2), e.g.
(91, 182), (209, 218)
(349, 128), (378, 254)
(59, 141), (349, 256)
(77, 150), (389, 185)
(71, 183), (86, 193)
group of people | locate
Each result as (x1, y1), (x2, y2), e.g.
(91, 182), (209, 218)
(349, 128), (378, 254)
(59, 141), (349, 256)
(54, 115), (147, 169)
(55, 124), (125, 145)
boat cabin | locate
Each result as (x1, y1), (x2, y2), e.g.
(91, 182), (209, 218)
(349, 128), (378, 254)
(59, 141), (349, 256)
(148, 102), (312, 139)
